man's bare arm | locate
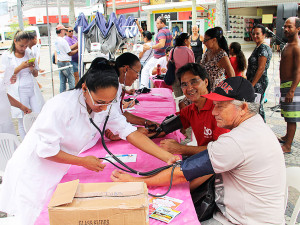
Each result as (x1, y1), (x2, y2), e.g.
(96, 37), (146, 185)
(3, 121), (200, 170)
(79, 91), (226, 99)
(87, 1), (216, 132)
(111, 167), (188, 186)
(286, 46), (300, 102)
(160, 139), (207, 155)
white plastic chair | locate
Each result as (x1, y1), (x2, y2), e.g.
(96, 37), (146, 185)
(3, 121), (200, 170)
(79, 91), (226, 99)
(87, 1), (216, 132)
(286, 167), (300, 225)
(23, 112), (39, 134)
(0, 133), (20, 172)
(187, 130), (197, 146)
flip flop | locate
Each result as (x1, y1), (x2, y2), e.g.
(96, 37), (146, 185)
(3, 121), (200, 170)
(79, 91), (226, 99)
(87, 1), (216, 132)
(283, 150), (293, 154)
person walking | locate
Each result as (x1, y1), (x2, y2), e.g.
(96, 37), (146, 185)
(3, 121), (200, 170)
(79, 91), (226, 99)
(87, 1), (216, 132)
(140, 17), (172, 88)
(190, 25), (204, 63)
(55, 24), (78, 93)
(1, 30), (44, 139)
(279, 17), (300, 153)
(64, 26), (79, 85)
(201, 27), (235, 91)
(246, 24), (272, 122)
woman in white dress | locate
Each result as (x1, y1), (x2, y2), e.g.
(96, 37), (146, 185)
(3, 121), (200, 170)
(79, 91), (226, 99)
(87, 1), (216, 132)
(1, 30), (44, 139)
(0, 58), (178, 225)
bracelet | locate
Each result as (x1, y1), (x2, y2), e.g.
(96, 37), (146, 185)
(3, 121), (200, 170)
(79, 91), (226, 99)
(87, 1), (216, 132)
(150, 46), (153, 50)
(139, 29), (143, 32)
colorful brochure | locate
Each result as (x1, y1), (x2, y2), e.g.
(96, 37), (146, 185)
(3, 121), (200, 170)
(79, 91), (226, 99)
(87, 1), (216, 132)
(150, 206), (181, 223)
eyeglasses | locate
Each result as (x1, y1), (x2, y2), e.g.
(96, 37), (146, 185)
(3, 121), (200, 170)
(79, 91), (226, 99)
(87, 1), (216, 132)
(68, 30), (74, 33)
(203, 38), (212, 43)
(130, 66), (139, 74)
(87, 88), (117, 106)
(181, 78), (202, 89)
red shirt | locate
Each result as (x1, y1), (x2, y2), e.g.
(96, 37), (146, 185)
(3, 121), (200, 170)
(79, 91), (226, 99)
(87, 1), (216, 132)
(178, 99), (230, 146)
(229, 56), (242, 77)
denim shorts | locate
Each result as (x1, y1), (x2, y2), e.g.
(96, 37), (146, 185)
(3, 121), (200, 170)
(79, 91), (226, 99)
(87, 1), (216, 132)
(71, 61), (78, 72)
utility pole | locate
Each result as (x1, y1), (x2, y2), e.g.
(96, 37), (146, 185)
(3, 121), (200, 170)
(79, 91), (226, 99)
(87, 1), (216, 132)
(112, 0), (116, 13)
(69, 0), (76, 27)
(17, 0), (24, 30)
(57, 0), (62, 24)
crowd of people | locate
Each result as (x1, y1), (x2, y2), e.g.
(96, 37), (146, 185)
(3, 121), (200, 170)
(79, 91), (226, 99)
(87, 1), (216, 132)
(0, 15), (299, 225)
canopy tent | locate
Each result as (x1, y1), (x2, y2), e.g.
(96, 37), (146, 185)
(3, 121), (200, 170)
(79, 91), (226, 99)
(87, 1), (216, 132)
(79, 12), (138, 55)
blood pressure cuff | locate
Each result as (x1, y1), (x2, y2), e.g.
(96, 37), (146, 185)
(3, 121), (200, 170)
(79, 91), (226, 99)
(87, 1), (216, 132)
(180, 150), (215, 181)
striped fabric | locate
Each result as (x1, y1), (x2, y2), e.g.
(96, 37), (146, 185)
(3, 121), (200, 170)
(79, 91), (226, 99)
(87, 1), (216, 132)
(280, 81), (300, 122)
(154, 27), (172, 59)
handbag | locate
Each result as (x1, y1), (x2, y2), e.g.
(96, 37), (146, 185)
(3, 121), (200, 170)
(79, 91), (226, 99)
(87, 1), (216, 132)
(191, 175), (217, 222)
(164, 48), (176, 85)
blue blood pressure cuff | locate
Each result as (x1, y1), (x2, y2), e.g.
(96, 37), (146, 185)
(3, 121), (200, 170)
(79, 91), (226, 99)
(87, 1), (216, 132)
(180, 150), (215, 181)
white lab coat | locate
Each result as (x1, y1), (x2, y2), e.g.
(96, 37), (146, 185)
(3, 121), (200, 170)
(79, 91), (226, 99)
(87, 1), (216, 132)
(1, 49), (44, 118)
(0, 89), (137, 225)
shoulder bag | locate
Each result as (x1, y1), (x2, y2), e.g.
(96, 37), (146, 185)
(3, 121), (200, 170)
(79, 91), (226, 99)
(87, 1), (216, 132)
(191, 175), (217, 222)
(164, 48), (176, 85)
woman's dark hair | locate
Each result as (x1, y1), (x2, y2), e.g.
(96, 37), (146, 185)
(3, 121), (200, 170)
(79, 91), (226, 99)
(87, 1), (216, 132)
(229, 42), (247, 72)
(10, 30), (30, 53)
(75, 57), (119, 92)
(142, 31), (155, 41)
(205, 27), (229, 55)
(176, 63), (211, 93)
(28, 31), (37, 40)
(252, 24), (266, 35)
(175, 33), (190, 47)
(114, 52), (140, 76)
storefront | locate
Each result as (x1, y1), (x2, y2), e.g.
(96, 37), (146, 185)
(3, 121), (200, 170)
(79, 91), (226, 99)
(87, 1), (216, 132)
(152, 9), (208, 36)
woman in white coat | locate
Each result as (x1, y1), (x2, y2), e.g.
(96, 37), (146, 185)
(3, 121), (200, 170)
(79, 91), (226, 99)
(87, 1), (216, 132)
(1, 30), (44, 139)
(0, 58), (178, 225)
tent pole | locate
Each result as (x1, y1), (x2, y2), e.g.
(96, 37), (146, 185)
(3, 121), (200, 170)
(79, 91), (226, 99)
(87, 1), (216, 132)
(46, 0), (55, 97)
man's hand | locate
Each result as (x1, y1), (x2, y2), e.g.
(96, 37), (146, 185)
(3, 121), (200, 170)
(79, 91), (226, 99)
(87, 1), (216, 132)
(20, 105), (32, 114)
(143, 44), (151, 51)
(285, 90), (295, 103)
(167, 155), (181, 165)
(111, 169), (136, 182)
(160, 139), (182, 154)
(80, 156), (106, 172)
(105, 129), (121, 141)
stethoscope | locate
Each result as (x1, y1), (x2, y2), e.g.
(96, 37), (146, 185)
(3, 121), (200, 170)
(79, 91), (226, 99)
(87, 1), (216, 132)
(80, 91), (181, 197)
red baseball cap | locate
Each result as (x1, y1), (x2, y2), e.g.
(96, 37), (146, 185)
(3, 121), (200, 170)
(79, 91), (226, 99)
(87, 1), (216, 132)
(202, 77), (255, 102)
(56, 24), (67, 31)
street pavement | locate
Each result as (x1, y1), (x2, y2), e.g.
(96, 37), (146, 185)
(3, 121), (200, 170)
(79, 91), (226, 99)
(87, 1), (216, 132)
(0, 43), (299, 224)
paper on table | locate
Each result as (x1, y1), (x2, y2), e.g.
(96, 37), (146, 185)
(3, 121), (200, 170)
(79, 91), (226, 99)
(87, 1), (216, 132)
(103, 154), (137, 163)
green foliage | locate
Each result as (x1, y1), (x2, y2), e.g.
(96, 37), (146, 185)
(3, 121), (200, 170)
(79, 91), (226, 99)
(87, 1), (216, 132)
(7, 21), (30, 39)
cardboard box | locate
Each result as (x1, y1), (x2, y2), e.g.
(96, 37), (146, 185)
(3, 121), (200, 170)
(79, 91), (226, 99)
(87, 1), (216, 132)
(48, 180), (149, 225)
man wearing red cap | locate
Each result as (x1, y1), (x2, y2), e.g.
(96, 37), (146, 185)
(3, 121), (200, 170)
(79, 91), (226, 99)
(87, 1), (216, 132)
(55, 24), (78, 93)
(111, 77), (286, 225)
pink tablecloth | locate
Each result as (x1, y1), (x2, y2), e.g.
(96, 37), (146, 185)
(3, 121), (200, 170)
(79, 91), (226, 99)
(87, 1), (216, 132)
(35, 88), (200, 225)
(150, 75), (173, 91)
